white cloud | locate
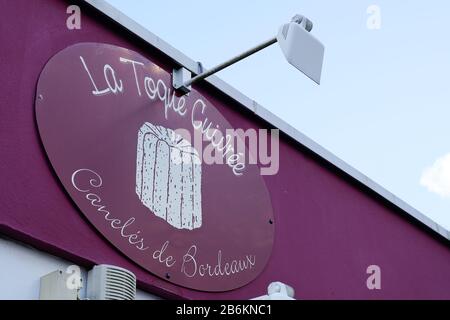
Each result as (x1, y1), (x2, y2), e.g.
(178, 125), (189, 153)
(420, 153), (450, 198)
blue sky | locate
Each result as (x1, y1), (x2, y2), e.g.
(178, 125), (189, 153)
(105, 0), (450, 230)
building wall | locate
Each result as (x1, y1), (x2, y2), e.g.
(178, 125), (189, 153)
(0, 0), (449, 299)
(0, 236), (160, 300)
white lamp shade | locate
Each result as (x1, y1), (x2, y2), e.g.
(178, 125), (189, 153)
(277, 22), (325, 84)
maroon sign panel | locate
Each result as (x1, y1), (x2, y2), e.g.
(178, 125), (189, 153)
(35, 43), (274, 292)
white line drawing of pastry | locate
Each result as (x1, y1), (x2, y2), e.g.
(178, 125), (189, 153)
(136, 122), (202, 230)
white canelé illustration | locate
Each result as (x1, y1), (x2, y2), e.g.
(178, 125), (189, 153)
(135, 123), (202, 230)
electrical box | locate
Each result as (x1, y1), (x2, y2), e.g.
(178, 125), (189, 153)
(39, 270), (80, 300)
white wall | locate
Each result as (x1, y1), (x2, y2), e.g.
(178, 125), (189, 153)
(0, 235), (160, 300)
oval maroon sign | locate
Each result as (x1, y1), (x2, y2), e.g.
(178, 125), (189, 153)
(35, 43), (274, 292)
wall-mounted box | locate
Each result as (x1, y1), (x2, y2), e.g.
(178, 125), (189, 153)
(39, 270), (80, 300)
